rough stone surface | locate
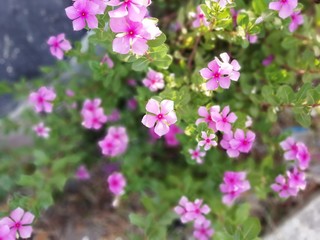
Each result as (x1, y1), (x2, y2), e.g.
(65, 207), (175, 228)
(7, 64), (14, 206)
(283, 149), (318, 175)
(0, 0), (83, 116)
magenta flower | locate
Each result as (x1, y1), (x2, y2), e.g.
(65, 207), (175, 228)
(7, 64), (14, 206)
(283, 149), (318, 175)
(141, 99), (177, 137)
(280, 137), (299, 161)
(289, 11), (304, 32)
(189, 147), (206, 164)
(109, 17), (161, 56)
(192, 6), (209, 28)
(271, 175), (298, 198)
(215, 53), (241, 82)
(198, 131), (217, 151)
(269, 0), (298, 19)
(29, 86), (56, 113)
(81, 108), (108, 129)
(212, 0), (232, 8)
(0, 208), (35, 239)
(164, 124), (183, 147)
(229, 129), (255, 153)
(195, 106), (220, 132)
(193, 219), (215, 240)
(296, 143), (311, 170)
(107, 172), (126, 196)
(32, 122), (51, 139)
(174, 196), (192, 223)
(262, 55), (274, 66)
(82, 98), (102, 112)
(287, 168), (306, 191)
(210, 106), (237, 132)
(47, 33), (71, 60)
(220, 131), (240, 158)
(75, 165), (91, 180)
(65, 0), (100, 31)
(101, 54), (114, 68)
(107, 0), (150, 22)
(142, 69), (165, 92)
(220, 171), (251, 206)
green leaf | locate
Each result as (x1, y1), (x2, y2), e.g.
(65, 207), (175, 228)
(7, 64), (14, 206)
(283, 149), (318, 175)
(293, 107), (311, 127)
(235, 203), (250, 224)
(252, 0), (267, 14)
(276, 85), (294, 104)
(148, 34), (167, 48)
(132, 57), (149, 71)
(241, 218), (261, 240)
(295, 83), (312, 104)
(129, 213), (147, 228)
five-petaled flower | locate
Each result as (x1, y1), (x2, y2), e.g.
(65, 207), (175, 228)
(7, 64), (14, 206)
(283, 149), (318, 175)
(269, 0), (298, 19)
(29, 86), (56, 113)
(75, 165), (91, 180)
(189, 147), (206, 164)
(193, 219), (215, 240)
(210, 106), (237, 133)
(47, 33), (72, 60)
(198, 131), (217, 151)
(191, 6), (209, 28)
(142, 69), (165, 92)
(195, 106), (220, 132)
(271, 174), (298, 198)
(107, 172), (127, 196)
(33, 122), (51, 139)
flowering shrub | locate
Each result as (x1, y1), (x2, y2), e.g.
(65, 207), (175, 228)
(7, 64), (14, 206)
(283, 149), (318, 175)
(0, 0), (320, 239)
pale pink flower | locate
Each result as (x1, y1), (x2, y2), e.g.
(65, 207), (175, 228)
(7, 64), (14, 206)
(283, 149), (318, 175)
(195, 106), (220, 132)
(212, 0), (232, 8)
(107, 172), (126, 196)
(189, 147), (206, 164)
(262, 55), (274, 66)
(75, 165), (91, 180)
(47, 33), (72, 60)
(192, 6), (209, 28)
(280, 137), (299, 161)
(198, 131), (217, 151)
(220, 131), (240, 158)
(0, 222), (15, 240)
(220, 171), (251, 206)
(247, 34), (258, 44)
(109, 16), (161, 55)
(0, 207), (34, 239)
(174, 196), (192, 223)
(142, 69), (165, 92)
(245, 115), (253, 128)
(81, 108), (107, 129)
(269, 0), (298, 19)
(73, 0), (107, 14)
(32, 122), (51, 138)
(229, 129), (255, 153)
(287, 167), (306, 191)
(215, 52), (241, 82)
(296, 143), (311, 170)
(127, 98), (138, 110)
(271, 174), (298, 198)
(29, 86), (56, 113)
(81, 98), (102, 113)
(210, 106), (237, 132)
(65, 0), (100, 31)
(141, 99), (177, 137)
(193, 219), (215, 240)
(289, 11), (304, 32)
(107, 0), (150, 21)
(101, 54), (114, 68)
(66, 89), (75, 97)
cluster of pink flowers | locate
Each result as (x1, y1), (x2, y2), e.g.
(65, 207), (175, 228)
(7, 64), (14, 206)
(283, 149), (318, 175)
(142, 69), (165, 92)
(65, 0), (106, 31)
(107, 172), (127, 196)
(271, 136), (311, 198)
(200, 53), (241, 91)
(174, 197), (214, 240)
(32, 122), (51, 139)
(220, 171), (251, 206)
(191, 6), (209, 28)
(141, 99), (177, 137)
(107, 0), (162, 55)
(0, 207), (35, 239)
(81, 98), (107, 130)
(98, 126), (129, 157)
(29, 86), (56, 113)
(149, 124), (183, 147)
(75, 165), (91, 180)
(269, 0), (303, 32)
(220, 129), (256, 158)
(47, 33), (72, 60)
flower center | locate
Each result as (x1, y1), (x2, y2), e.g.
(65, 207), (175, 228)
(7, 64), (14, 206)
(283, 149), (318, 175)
(281, 0), (287, 3)
(214, 72), (220, 78)
(37, 96), (44, 104)
(157, 114), (164, 120)
(81, 11), (87, 17)
(128, 29), (135, 36)
(222, 117), (228, 123)
(198, 14), (204, 18)
(15, 222), (21, 229)
(206, 138), (211, 143)
(193, 151), (199, 157)
(242, 139), (248, 145)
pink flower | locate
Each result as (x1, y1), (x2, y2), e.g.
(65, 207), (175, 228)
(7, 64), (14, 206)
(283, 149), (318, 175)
(107, 172), (126, 196)
(271, 174), (298, 198)
(107, 109), (121, 122)
(247, 34), (258, 44)
(195, 105), (220, 132)
(269, 0), (298, 19)
(107, 0), (150, 21)
(230, 8), (238, 27)
(212, 0), (232, 8)
(198, 131), (217, 151)
(280, 137), (299, 161)
(215, 52), (241, 82)
(210, 106), (237, 132)
(75, 165), (91, 180)
(66, 89), (75, 97)
(193, 219), (215, 240)
(287, 167), (306, 191)
(229, 129), (255, 153)
(127, 78), (137, 86)
(81, 98), (102, 112)
(101, 54), (114, 68)
(262, 55), (274, 66)
(220, 171), (251, 206)
(65, 0), (100, 31)
(289, 11), (304, 32)
(0, 223), (15, 240)
(29, 86), (56, 113)
(141, 99), (177, 137)
(142, 69), (165, 92)
(81, 99), (107, 130)
(127, 98), (138, 110)
(164, 124), (183, 147)
(296, 143), (311, 170)
(109, 16), (161, 55)
(0, 207), (34, 239)
(98, 126), (129, 157)
(189, 147), (206, 164)
(32, 122), (51, 138)
(174, 196), (192, 223)
(192, 6), (209, 28)
(47, 33), (72, 60)
(220, 131), (240, 158)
